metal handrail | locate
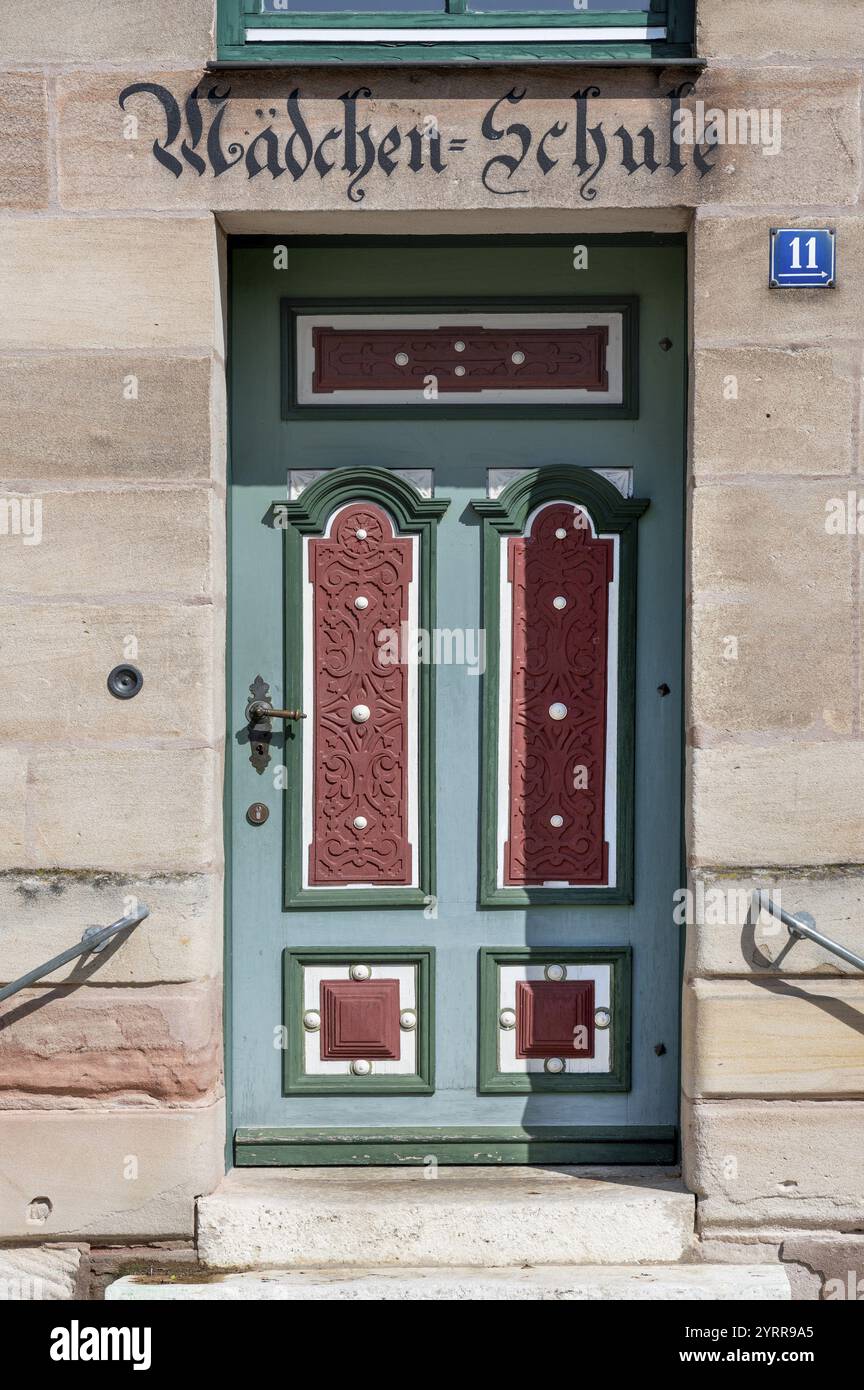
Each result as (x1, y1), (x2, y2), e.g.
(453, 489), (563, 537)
(752, 891), (864, 973)
(0, 903), (149, 1004)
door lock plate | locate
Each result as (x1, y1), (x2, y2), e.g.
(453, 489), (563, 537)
(246, 674), (274, 774)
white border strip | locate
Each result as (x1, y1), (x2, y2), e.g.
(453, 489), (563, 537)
(303, 963), (417, 1076)
(302, 502), (420, 892)
(247, 26), (666, 43)
(498, 964), (611, 1074)
(497, 502), (618, 890)
(298, 312), (623, 408)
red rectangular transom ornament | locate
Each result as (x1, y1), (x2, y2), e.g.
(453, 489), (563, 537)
(312, 325), (609, 394)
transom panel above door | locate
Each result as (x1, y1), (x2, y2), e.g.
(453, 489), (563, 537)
(228, 237), (685, 1167)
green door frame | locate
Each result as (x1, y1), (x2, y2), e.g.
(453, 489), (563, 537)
(224, 232), (688, 1169)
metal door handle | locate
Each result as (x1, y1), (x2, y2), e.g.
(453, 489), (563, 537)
(245, 676), (305, 774)
(248, 702), (306, 722)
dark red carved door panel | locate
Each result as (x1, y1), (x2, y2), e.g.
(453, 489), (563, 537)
(309, 502), (412, 885)
(312, 325), (609, 394)
(504, 502), (613, 887)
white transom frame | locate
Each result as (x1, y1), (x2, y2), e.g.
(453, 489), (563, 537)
(302, 963), (418, 1076)
(498, 963), (611, 1074)
(248, 26), (667, 44)
(302, 501), (420, 892)
(496, 501), (619, 890)
(296, 313), (624, 407)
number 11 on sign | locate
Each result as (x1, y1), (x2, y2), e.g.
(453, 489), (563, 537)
(769, 227), (836, 288)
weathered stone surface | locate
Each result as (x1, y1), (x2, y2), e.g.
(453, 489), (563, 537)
(0, 751), (27, 871)
(688, 67), (860, 206)
(0, 603), (217, 740)
(685, 871), (864, 978)
(683, 1099), (864, 1229)
(0, 355), (215, 481)
(0, 981), (220, 1102)
(0, 1101), (225, 1240)
(55, 66), (859, 214)
(0, 0), (214, 63)
(690, 482), (854, 737)
(0, 218), (217, 350)
(106, 1263), (791, 1301)
(198, 1167), (695, 1269)
(699, 0), (864, 61)
(0, 1246), (88, 1300)
(689, 743), (864, 868)
(0, 74), (49, 210)
(692, 347), (857, 477)
(696, 1233), (821, 1299)
(0, 871), (221, 987)
(0, 488), (216, 598)
(780, 1233), (864, 1301)
(683, 978), (864, 1097)
(694, 212), (864, 344)
(26, 748), (220, 873)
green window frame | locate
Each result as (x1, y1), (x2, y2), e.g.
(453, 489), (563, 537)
(216, 0), (697, 66)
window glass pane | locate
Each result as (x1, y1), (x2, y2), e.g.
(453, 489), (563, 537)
(261, 0), (444, 11)
(259, 0), (659, 13)
(468, 1), (656, 11)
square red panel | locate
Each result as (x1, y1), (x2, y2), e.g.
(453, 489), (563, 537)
(515, 980), (595, 1059)
(319, 979), (401, 1061)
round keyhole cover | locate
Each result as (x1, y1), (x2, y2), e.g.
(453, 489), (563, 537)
(246, 802), (270, 826)
(107, 664), (143, 700)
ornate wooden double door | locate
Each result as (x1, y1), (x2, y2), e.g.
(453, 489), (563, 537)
(229, 236), (685, 1166)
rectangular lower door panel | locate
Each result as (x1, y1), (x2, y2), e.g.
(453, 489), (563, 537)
(478, 947), (631, 1094)
(282, 947), (435, 1095)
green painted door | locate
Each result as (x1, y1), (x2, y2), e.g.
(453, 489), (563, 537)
(228, 237), (685, 1166)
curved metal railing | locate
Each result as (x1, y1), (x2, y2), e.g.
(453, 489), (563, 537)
(0, 903), (150, 1004)
(752, 891), (864, 973)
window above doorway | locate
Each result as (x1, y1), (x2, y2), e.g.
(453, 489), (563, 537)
(215, 0), (698, 66)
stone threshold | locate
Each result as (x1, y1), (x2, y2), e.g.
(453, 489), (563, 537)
(106, 1264), (791, 1301)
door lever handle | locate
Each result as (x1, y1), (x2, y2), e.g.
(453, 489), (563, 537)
(248, 702), (306, 722)
(245, 675), (304, 775)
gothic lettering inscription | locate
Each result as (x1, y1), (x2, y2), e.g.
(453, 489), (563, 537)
(117, 81), (715, 206)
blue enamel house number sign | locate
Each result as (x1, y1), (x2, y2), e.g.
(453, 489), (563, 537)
(770, 227), (836, 288)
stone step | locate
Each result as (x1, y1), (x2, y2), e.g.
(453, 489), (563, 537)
(106, 1264), (791, 1301)
(197, 1166), (695, 1270)
(0, 1246), (87, 1300)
